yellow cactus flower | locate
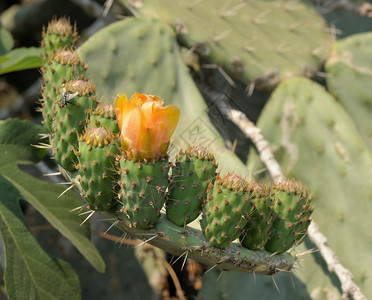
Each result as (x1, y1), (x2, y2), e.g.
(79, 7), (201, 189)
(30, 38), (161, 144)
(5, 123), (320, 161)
(114, 92), (180, 160)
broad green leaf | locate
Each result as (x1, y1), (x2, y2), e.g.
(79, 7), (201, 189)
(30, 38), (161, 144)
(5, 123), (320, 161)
(0, 55), (9, 64)
(78, 17), (248, 176)
(0, 118), (48, 162)
(0, 119), (105, 273)
(0, 174), (81, 300)
(0, 47), (42, 75)
(0, 21), (13, 55)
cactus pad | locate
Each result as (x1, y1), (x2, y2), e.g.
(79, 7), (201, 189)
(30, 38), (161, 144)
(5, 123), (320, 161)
(264, 180), (312, 254)
(87, 103), (119, 135)
(41, 17), (78, 63)
(51, 79), (97, 171)
(239, 183), (274, 250)
(76, 127), (120, 211)
(166, 145), (217, 226)
(325, 32), (372, 149)
(200, 173), (253, 248)
(118, 157), (170, 229)
(41, 49), (87, 133)
(121, 0), (331, 90)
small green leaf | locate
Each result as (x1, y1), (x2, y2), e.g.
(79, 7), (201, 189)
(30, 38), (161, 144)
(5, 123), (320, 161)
(0, 47), (42, 75)
(0, 22), (14, 55)
(0, 174), (81, 300)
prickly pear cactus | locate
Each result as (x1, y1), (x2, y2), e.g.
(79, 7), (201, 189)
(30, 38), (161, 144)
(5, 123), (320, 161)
(87, 103), (119, 135)
(200, 173), (252, 248)
(120, 0), (331, 90)
(41, 17), (78, 63)
(166, 145), (217, 226)
(239, 183), (273, 250)
(118, 157), (170, 229)
(247, 77), (372, 298)
(41, 49), (87, 133)
(264, 180), (312, 254)
(32, 17), (318, 289)
(51, 79), (97, 171)
(325, 32), (372, 149)
(76, 127), (120, 211)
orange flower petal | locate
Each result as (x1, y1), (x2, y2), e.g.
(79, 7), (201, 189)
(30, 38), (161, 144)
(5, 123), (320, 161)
(114, 94), (129, 132)
(115, 92), (180, 160)
(115, 95), (142, 151)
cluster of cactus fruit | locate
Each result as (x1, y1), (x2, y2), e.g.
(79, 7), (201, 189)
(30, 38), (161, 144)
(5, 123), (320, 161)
(39, 18), (313, 255)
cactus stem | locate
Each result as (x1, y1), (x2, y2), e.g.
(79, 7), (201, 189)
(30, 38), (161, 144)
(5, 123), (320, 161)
(104, 213), (295, 274)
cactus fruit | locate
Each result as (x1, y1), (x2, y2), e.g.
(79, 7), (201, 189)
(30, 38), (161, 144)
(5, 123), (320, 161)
(76, 127), (120, 211)
(87, 103), (119, 135)
(51, 79), (97, 171)
(200, 173), (253, 248)
(118, 157), (170, 229)
(239, 183), (274, 250)
(41, 17), (78, 63)
(166, 145), (217, 227)
(121, 0), (331, 90)
(41, 49), (87, 133)
(264, 180), (312, 254)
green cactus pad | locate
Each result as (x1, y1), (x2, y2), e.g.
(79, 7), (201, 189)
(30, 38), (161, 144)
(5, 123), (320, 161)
(166, 145), (217, 226)
(41, 17), (78, 63)
(325, 32), (372, 149)
(239, 183), (274, 250)
(264, 180), (312, 254)
(76, 127), (120, 211)
(87, 103), (119, 135)
(247, 77), (372, 297)
(200, 173), (253, 248)
(41, 49), (87, 133)
(51, 79), (97, 171)
(120, 0), (331, 90)
(118, 157), (170, 229)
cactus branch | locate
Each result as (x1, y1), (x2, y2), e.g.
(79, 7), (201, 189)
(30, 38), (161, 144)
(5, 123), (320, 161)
(210, 89), (367, 300)
(101, 212), (295, 275)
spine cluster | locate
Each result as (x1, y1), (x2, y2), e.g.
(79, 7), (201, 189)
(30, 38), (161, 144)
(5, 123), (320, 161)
(40, 18), (313, 256)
